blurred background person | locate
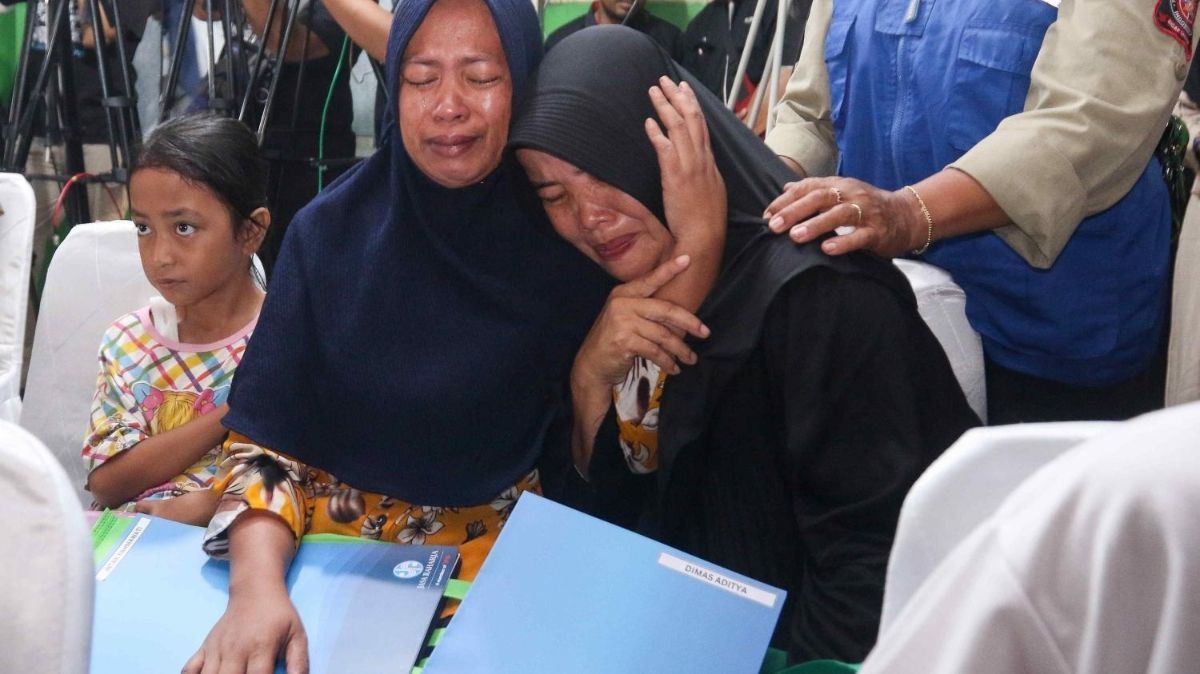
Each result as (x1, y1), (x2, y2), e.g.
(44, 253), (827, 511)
(218, 0), (358, 276)
(681, 0), (808, 130)
(17, 0), (147, 267)
(545, 0), (685, 60)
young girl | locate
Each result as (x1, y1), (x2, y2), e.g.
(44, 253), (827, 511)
(82, 115), (270, 526)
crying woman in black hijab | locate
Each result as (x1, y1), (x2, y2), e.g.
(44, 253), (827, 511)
(510, 26), (978, 663)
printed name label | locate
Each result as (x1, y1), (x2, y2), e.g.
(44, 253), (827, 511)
(96, 517), (151, 581)
(657, 552), (778, 608)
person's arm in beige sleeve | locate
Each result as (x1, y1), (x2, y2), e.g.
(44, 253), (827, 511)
(763, 0), (1194, 266)
(763, 0), (837, 178)
(951, 0), (1195, 268)
(322, 0), (390, 62)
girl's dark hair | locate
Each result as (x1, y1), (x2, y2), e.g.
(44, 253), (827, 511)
(134, 114), (270, 242)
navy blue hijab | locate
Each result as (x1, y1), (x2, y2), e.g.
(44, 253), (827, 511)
(223, 0), (610, 506)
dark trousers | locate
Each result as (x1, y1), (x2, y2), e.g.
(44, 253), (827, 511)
(985, 350), (1166, 424)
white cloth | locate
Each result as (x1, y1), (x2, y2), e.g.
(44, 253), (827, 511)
(147, 295), (180, 342)
(1166, 92), (1200, 406)
(0, 173), (35, 423)
(1167, 196), (1200, 405)
(893, 259), (986, 421)
(878, 421), (1112, 634)
(862, 402), (1200, 674)
(0, 420), (93, 674)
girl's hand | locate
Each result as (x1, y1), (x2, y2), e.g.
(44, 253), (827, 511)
(182, 586), (309, 674)
(763, 176), (927, 258)
(572, 255), (710, 390)
(646, 77), (727, 263)
(133, 489), (218, 526)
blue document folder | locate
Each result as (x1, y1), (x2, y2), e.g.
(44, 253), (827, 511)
(90, 513), (457, 674)
(422, 493), (785, 674)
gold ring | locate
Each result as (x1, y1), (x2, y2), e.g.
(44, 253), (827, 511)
(849, 203), (863, 224)
(831, 187), (843, 205)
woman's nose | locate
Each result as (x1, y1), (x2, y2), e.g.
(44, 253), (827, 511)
(578, 200), (612, 231)
(432, 84), (468, 123)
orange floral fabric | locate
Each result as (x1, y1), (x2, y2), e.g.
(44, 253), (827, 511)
(612, 358), (667, 474)
(203, 432), (539, 582)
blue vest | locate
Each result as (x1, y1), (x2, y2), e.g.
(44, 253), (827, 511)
(825, 0), (1169, 385)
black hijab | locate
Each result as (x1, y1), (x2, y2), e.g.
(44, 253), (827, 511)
(510, 25), (792, 254)
(221, 0), (610, 506)
(509, 25), (912, 525)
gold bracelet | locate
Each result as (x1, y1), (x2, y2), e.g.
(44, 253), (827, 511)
(905, 185), (934, 255)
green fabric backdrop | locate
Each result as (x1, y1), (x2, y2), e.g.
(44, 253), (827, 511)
(542, 1), (706, 37)
(0, 3), (27, 105)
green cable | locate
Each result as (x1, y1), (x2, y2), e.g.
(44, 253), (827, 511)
(318, 35), (352, 192)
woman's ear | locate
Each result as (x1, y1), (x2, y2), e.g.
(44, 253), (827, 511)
(241, 207), (272, 255)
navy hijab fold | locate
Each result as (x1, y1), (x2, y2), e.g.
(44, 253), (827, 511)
(223, 0), (610, 506)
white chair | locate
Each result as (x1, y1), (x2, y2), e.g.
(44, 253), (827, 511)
(0, 173), (36, 423)
(862, 404), (1200, 674)
(0, 420), (94, 674)
(877, 421), (1114, 636)
(20, 221), (156, 505)
(894, 259), (987, 422)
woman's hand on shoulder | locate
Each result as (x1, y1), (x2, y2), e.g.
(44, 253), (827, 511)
(183, 584), (308, 674)
(762, 176), (926, 258)
(572, 255), (710, 390)
(646, 76), (727, 253)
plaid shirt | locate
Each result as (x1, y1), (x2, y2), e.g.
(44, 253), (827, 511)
(83, 306), (255, 503)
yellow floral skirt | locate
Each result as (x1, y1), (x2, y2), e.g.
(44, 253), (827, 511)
(204, 433), (540, 584)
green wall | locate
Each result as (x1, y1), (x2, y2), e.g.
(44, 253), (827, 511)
(0, 3), (26, 104)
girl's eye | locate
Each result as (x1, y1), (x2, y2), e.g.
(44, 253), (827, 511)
(539, 191), (566, 205)
(134, 223), (150, 236)
(175, 223), (196, 236)
(468, 76), (501, 86)
(404, 78), (435, 87)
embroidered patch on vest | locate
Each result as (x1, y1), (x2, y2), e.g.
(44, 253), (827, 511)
(1156, 0), (1197, 58)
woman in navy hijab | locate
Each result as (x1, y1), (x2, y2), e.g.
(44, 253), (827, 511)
(182, 0), (611, 670)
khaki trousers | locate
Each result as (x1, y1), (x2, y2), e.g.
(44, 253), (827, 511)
(25, 138), (128, 271)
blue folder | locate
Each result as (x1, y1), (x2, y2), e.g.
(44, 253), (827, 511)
(90, 513), (457, 674)
(422, 493), (785, 674)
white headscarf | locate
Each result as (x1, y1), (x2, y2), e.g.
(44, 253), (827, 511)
(861, 402), (1200, 674)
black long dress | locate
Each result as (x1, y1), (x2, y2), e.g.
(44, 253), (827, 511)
(581, 238), (978, 661)
(509, 26), (979, 663)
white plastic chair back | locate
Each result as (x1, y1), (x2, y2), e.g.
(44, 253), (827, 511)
(0, 420), (94, 674)
(894, 259), (987, 422)
(878, 421), (1114, 636)
(0, 173), (35, 423)
(20, 221), (156, 504)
